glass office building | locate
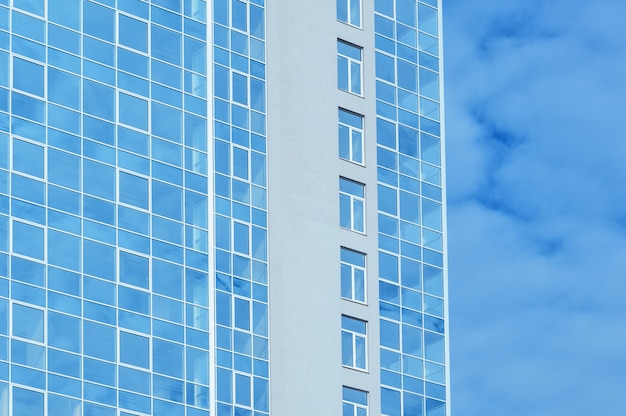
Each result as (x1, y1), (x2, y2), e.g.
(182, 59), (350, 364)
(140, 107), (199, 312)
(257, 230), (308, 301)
(0, 0), (448, 415)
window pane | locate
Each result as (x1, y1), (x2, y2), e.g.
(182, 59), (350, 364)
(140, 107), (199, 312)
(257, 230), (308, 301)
(119, 251), (149, 288)
(119, 93), (148, 130)
(338, 109), (364, 164)
(119, 171), (149, 209)
(13, 387), (44, 416)
(119, 14), (148, 52)
(341, 330), (353, 366)
(350, 0), (361, 26)
(354, 269), (365, 301)
(13, 221), (44, 260)
(48, 311), (81, 353)
(350, 61), (361, 94)
(351, 130), (363, 163)
(338, 55), (348, 91)
(12, 304), (44, 342)
(13, 139), (44, 177)
(353, 199), (364, 232)
(340, 193), (351, 229)
(13, 57), (44, 96)
(337, 0), (348, 23)
(341, 263), (352, 299)
(355, 336), (366, 368)
(120, 331), (150, 368)
(343, 386), (368, 405)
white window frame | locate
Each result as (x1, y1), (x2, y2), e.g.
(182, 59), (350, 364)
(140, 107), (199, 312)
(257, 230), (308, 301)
(337, 0), (362, 28)
(340, 177), (365, 233)
(343, 386), (369, 416)
(337, 40), (363, 95)
(340, 247), (366, 304)
(342, 315), (367, 371)
(338, 108), (364, 165)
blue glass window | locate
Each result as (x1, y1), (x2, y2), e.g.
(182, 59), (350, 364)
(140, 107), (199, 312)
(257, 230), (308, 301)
(119, 14), (148, 52)
(119, 171), (149, 209)
(84, 321), (116, 361)
(153, 338), (184, 378)
(83, 159), (115, 200)
(119, 251), (149, 288)
(13, 57), (44, 96)
(48, 230), (80, 271)
(12, 303), (44, 342)
(184, 0), (206, 21)
(343, 386), (368, 416)
(12, 92), (45, 123)
(231, 0), (247, 31)
(341, 315), (367, 370)
(422, 199), (442, 231)
(340, 178), (365, 233)
(153, 181), (182, 220)
(48, 0), (80, 29)
(185, 36), (206, 74)
(338, 109), (364, 165)
(83, 79), (115, 121)
(419, 67), (439, 101)
(381, 387), (401, 416)
(378, 184), (397, 215)
(380, 319), (400, 350)
(396, 0), (416, 27)
(83, 240), (116, 281)
(341, 248), (366, 303)
(12, 387), (44, 416)
(84, 0), (115, 42)
(337, 0), (361, 27)
(48, 311), (80, 353)
(48, 393), (81, 416)
(119, 93), (148, 131)
(120, 331), (150, 368)
(152, 102), (182, 142)
(12, 221), (44, 260)
(418, 3), (439, 36)
(119, 48), (149, 78)
(152, 26), (181, 66)
(424, 331), (445, 364)
(376, 52), (395, 84)
(48, 68), (80, 109)
(13, 139), (43, 178)
(338, 40), (362, 95)
(152, 259), (183, 299)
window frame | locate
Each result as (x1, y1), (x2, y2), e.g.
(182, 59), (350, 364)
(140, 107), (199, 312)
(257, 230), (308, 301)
(340, 177), (366, 233)
(338, 108), (364, 165)
(341, 315), (368, 371)
(337, 40), (363, 96)
(340, 247), (366, 304)
(337, 0), (362, 28)
(343, 386), (369, 416)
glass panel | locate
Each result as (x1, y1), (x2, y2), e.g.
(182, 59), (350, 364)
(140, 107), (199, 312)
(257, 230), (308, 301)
(13, 387), (44, 416)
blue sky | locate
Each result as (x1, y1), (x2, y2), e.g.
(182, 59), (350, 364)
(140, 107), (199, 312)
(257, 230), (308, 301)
(443, 1), (626, 414)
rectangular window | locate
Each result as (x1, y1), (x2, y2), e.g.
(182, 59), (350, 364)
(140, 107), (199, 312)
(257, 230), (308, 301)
(342, 315), (367, 370)
(338, 40), (362, 95)
(340, 178), (365, 233)
(341, 248), (366, 303)
(343, 386), (368, 416)
(339, 108), (364, 165)
(337, 0), (361, 27)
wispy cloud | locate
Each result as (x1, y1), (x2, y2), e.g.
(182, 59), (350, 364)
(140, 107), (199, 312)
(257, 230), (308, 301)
(444, 0), (626, 414)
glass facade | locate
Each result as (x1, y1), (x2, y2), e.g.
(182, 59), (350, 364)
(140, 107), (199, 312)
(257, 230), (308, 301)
(374, 0), (447, 415)
(213, 0), (270, 415)
(0, 0), (265, 414)
(1, 0), (448, 415)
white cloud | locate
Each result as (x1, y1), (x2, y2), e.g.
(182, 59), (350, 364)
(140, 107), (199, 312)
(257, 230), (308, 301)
(444, 0), (626, 414)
